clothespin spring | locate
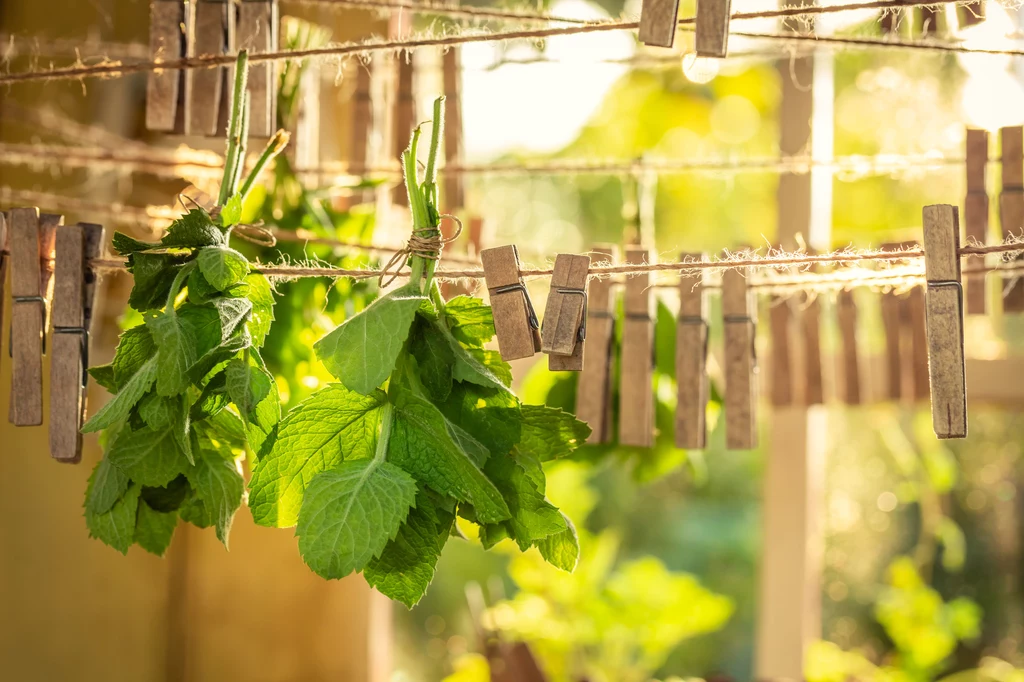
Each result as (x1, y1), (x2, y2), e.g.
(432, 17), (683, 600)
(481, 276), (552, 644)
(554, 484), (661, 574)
(723, 313), (758, 368)
(53, 326), (90, 387)
(680, 314), (710, 361)
(10, 295), (46, 356)
(494, 282), (540, 330)
(555, 287), (588, 342)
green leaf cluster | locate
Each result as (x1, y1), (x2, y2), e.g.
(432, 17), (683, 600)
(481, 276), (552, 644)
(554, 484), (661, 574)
(250, 285), (591, 607)
(84, 206), (280, 556)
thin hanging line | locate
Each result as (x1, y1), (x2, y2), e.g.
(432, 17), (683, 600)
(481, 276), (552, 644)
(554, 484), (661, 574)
(284, 0), (595, 24)
(0, 0), (994, 86)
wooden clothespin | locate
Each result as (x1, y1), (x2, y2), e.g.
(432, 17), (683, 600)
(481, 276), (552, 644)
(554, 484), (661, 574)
(768, 295), (794, 407)
(481, 246), (541, 361)
(695, 0), (732, 58)
(236, 0), (279, 138)
(722, 260), (757, 450)
(638, 0), (681, 48)
(443, 48), (465, 213)
(542, 254), (591, 372)
(879, 248), (903, 403)
(186, 0), (236, 137)
(147, 0), (188, 133)
(906, 283), (932, 403)
(801, 252), (824, 406)
(836, 289), (861, 405)
(676, 254), (709, 449)
(922, 204), (967, 438)
(51, 223), (105, 463)
(575, 246), (616, 443)
(965, 128), (989, 315)
(1000, 126), (1024, 312)
(0, 214), (7, 375)
(393, 54), (416, 207)
(8, 208), (45, 426)
(619, 248), (654, 447)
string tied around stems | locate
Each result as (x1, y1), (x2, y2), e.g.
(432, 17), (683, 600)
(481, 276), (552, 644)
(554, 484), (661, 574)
(379, 214), (463, 287)
(231, 222), (278, 248)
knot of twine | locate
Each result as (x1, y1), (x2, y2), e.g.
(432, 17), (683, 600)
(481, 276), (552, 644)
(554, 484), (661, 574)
(231, 222), (278, 248)
(379, 215), (463, 287)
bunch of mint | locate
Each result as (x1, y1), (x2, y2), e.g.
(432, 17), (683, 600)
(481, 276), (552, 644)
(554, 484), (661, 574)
(248, 98), (591, 606)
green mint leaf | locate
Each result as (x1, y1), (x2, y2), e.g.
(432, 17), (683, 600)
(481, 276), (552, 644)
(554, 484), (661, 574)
(179, 488), (214, 529)
(241, 350), (281, 458)
(197, 245), (250, 291)
(389, 382), (510, 523)
(192, 371), (229, 421)
(88, 363), (117, 392)
(249, 384), (386, 528)
(467, 348), (513, 387)
(314, 283), (426, 394)
(107, 423), (192, 487)
(484, 454), (565, 551)
(161, 208), (226, 248)
(112, 325), (157, 389)
(82, 356), (158, 432)
(209, 297), (253, 342)
(297, 460), (417, 579)
(438, 383), (521, 458)
(410, 318), (455, 401)
(205, 408), (247, 446)
(127, 252), (188, 311)
(478, 521), (511, 550)
(141, 475), (190, 512)
(425, 318), (508, 392)
(220, 194), (244, 226)
(518, 405), (591, 462)
(244, 273), (275, 348)
(85, 457), (130, 515)
(139, 393), (194, 465)
(536, 514), (580, 572)
(135, 500), (178, 556)
(443, 296), (496, 347)
(186, 443), (244, 547)
(364, 491), (455, 607)
(112, 231), (160, 255)
(187, 268), (222, 304)
(226, 358), (272, 421)
(146, 309), (199, 396)
(85, 482), (141, 555)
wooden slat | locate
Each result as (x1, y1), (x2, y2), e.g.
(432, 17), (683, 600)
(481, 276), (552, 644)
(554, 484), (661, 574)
(50, 225), (86, 462)
(676, 254), (708, 449)
(638, 0), (681, 48)
(769, 296), (793, 407)
(147, 0), (187, 132)
(8, 208), (44, 426)
(393, 56), (415, 207)
(695, 0), (732, 57)
(544, 254), (590, 372)
(481, 246), (540, 361)
(1000, 126), (1024, 312)
(836, 289), (861, 405)
(922, 204), (967, 438)
(801, 292), (823, 405)
(186, 0), (234, 137)
(237, 0), (278, 138)
(443, 48), (465, 213)
(575, 245), (617, 443)
(619, 248), (654, 447)
(965, 129), (988, 315)
(722, 262), (757, 450)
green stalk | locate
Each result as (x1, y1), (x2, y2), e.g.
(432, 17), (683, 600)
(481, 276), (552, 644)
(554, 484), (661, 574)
(165, 261), (197, 312)
(405, 97), (446, 293)
(232, 94), (251, 196)
(219, 51), (251, 206)
(372, 402), (395, 466)
(239, 130), (291, 202)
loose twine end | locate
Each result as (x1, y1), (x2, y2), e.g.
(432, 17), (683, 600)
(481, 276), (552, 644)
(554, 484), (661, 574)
(379, 214), (463, 287)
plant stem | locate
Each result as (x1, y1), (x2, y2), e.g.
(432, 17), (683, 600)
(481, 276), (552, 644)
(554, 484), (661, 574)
(240, 130), (291, 201)
(219, 51), (250, 206)
(405, 97), (446, 294)
(165, 261), (197, 312)
(373, 402), (395, 466)
(232, 94), (251, 195)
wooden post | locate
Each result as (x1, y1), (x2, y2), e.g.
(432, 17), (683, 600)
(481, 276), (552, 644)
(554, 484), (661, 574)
(676, 254), (709, 449)
(769, 295), (794, 407)
(575, 245), (617, 443)
(922, 205), (968, 438)
(443, 47), (465, 214)
(965, 129), (988, 315)
(836, 289), (861, 405)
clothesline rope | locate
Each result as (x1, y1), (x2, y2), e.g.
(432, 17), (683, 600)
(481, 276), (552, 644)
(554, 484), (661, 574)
(0, 0), (996, 86)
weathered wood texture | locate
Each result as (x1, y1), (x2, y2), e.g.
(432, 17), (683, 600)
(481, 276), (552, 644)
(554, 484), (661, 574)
(443, 47), (465, 212)
(147, 0), (187, 132)
(906, 285), (931, 402)
(695, 0), (732, 57)
(0, 214), (7, 377)
(676, 254), (708, 449)
(801, 289), (824, 405)
(965, 128), (988, 315)
(186, 0), (234, 137)
(392, 56), (415, 206)
(722, 265), (757, 450)
(922, 205), (967, 438)
(574, 245), (617, 443)
(836, 289), (861, 405)
(50, 225), (85, 462)
(544, 254), (590, 371)
(1001, 126), (1024, 311)
(8, 207), (44, 426)
(619, 248), (654, 447)
(481, 246), (540, 361)
(237, 0), (278, 138)
(638, 0), (681, 47)
(769, 296), (793, 407)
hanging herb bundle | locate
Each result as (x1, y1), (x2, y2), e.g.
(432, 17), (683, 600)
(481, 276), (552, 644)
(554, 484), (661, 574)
(83, 52), (286, 554)
(248, 97), (591, 606)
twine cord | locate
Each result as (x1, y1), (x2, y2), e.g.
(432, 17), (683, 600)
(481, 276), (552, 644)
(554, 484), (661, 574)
(378, 214), (463, 286)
